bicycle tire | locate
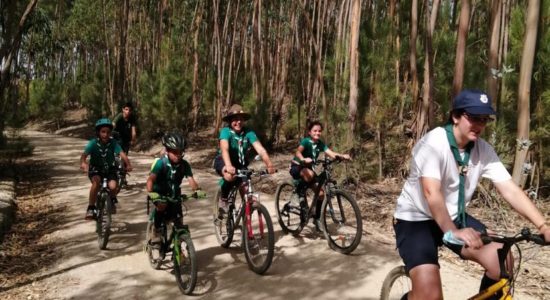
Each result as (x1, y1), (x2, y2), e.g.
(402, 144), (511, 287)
(380, 265), (410, 300)
(145, 220), (165, 269)
(320, 189), (362, 254)
(275, 182), (306, 235)
(96, 191), (112, 250)
(213, 188), (234, 248)
(242, 203), (275, 275)
(173, 233), (197, 295)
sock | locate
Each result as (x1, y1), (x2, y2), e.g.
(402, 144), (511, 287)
(221, 180), (233, 198)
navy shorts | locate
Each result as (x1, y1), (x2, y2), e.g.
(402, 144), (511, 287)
(289, 164), (303, 179)
(88, 168), (118, 182)
(213, 156), (246, 177)
(394, 214), (487, 273)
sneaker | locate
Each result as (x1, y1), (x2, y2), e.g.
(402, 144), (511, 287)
(291, 194), (305, 207)
(111, 198), (118, 214)
(217, 199), (229, 220)
(85, 206), (97, 220)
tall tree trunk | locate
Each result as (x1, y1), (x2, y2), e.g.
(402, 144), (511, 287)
(409, 0), (419, 128)
(0, 0), (38, 118)
(190, 1), (204, 131)
(452, 0), (470, 99)
(511, 0), (540, 186)
(417, 0), (439, 140)
(487, 0), (502, 109)
(347, 0), (361, 147)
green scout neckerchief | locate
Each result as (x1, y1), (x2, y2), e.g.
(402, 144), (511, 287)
(444, 124), (474, 227)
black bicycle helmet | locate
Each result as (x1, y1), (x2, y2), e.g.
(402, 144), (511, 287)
(95, 118), (113, 131)
(162, 132), (186, 151)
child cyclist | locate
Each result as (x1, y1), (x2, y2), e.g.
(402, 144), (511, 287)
(289, 120), (351, 229)
(80, 118), (133, 220)
(146, 132), (205, 242)
(213, 104), (276, 218)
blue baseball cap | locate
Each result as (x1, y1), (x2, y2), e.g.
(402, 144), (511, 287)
(453, 89), (496, 115)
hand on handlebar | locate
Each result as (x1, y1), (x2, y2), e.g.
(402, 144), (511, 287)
(193, 190), (207, 199)
(267, 166), (277, 174)
(224, 165), (236, 175)
(453, 228), (483, 249)
(80, 162), (89, 173)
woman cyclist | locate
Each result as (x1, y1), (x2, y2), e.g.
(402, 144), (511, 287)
(393, 89), (550, 300)
(213, 104), (276, 218)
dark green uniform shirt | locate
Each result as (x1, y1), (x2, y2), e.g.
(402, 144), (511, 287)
(84, 138), (122, 172)
(217, 126), (259, 168)
(113, 113), (136, 146)
(150, 156), (193, 200)
(292, 137), (328, 164)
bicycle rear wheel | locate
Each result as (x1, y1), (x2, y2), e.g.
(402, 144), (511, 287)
(173, 233), (197, 295)
(320, 189), (362, 254)
(380, 266), (410, 300)
(275, 182), (306, 235)
(243, 203), (275, 275)
(213, 188), (235, 248)
(96, 191), (112, 250)
(145, 219), (165, 269)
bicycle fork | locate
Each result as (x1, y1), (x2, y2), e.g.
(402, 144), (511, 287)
(245, 196), (264, 239)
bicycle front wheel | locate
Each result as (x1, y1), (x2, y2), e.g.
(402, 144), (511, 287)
(380, 266), (410, 300)
(96, 191), (112, 250)
(242, 203), (275, 275)
(320, 189), (362, 254)
(213, 188), (234, 248)
(173, 233), (197, 295)
(275, 182), (305, 235)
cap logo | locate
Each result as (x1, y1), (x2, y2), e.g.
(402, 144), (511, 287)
(480, 94), (488, 104)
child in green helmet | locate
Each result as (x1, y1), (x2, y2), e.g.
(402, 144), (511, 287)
(80, 118), (133, 220)
(146, 132), (205, 242)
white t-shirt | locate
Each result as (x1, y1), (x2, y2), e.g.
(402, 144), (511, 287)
(394, 127), (511, 221)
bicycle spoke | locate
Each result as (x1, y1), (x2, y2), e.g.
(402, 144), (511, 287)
(321, 190), (362, 254)
(243, 204), (274, 274)
(275, 182), (305, 234)
(173, 234), (197, 295)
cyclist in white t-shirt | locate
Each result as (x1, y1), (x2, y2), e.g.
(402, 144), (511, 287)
(393, 89), (550, 300)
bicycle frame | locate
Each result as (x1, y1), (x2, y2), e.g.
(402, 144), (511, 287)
(470, 278), (511, 300)
(305, 158), (345, 223)
(227, 170), (265, 239)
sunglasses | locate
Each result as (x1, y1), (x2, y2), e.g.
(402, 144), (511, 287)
(463, 113), (494, 124)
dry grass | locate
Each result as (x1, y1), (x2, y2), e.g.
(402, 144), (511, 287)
(0, 161), (64, 298)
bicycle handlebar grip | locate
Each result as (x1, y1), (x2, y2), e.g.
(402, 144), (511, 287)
(530, 234), (548, 246)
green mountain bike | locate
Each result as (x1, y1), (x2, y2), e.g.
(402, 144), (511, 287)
(145, 193), (202, 295)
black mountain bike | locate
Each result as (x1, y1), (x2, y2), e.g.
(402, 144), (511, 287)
(144, 193), (199, 295)
(213, 169), (275, 275)
(275, 157), (362, 254)
(96, 177), (113, 250)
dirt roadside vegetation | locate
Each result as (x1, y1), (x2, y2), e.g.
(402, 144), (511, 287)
(1, 108), (549, 299)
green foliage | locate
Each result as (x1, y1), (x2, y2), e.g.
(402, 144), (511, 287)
(28, 79), (64, 121)
(80, 71), (106, 121)
(138, 53), (192, 137)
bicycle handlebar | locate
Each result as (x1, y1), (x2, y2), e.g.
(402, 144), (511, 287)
(481, 228), (550, 246)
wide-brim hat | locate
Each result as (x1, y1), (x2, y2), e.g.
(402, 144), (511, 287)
(222, 104), (251, 122)
(453, 89), (496, 115)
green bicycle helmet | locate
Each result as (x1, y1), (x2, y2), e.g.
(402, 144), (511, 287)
(95, 118), (113, 131)
(162, 132), (186, 151)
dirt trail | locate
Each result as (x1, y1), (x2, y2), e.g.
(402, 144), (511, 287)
(0, 130), (538, 300)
